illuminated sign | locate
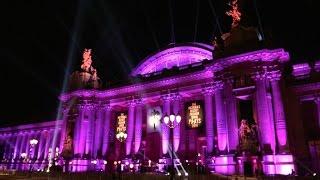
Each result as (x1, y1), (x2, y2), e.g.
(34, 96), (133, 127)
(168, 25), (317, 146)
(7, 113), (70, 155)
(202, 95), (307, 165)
(186, 101), (203, 128)
(116, 113), (127, 134)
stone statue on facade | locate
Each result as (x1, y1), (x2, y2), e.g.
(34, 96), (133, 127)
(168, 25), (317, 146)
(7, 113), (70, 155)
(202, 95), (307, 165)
(238, 119), (259, 154)
(68, 49), (101, 91)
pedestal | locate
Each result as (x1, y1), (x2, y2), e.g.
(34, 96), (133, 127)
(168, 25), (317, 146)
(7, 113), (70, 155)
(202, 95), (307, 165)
(262, 154), (295, 175)
(236, 155), (259, 176)
(212, 155), (236, 175)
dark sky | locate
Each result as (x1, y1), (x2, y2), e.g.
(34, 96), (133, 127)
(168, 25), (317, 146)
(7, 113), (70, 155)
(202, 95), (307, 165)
(0, 0), (319, 126)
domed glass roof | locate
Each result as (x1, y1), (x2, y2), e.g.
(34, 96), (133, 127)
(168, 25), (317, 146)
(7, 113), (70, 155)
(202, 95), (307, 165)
(131, 43), (213, 76)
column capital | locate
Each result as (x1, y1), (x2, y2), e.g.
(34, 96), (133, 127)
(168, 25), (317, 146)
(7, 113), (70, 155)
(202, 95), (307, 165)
(161, 94), (172, 102)
(268, 70), (282, 81)
(213, 80), (224, 90)
(127, 98), (137, 107)
(171, 93), (181, 101)
(314, 95), (320, 103)
(202, 84), (215, 95)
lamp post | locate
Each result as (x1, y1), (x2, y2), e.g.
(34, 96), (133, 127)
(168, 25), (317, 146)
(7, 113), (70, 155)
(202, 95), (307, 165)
(29, 139), (38, 160)
(29, 139), (38, 171)
(163, 113), (181, 180)
(116, 132), (127, 142)
(150, 109), (161, 130)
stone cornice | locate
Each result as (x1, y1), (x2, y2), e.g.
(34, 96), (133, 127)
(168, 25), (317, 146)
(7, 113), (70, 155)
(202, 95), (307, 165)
(60, 49), (289, 103)
(60, 69), (213, 101)
(209, 49), (289, 72)
(0, 120), (63, 134)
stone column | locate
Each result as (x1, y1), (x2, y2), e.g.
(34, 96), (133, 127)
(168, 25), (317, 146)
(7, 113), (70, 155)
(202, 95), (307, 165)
(25, 133), (31, 157)
(172, 94), (181, 152)
(134, 99), (143, 154)
(13, 134), (22, 159)
(73, 103), (83, 155)
(93, 103), (104, 158)
(102, 105), (112, 156)
(314, 97), (320, 129)
(85, 104), (95, 156)
(37, 131), (46, 160)
(78, 103), (87, 156)
(203, 85), (215, 154)
(19, 132), (27, 155)
(224, 79), (239, 152)
(252, 70), (275, 153)
(214, 81), (228, 152)
(269, 71), (288, 151)
(59, 104), (69, 151)
(126, 100), (136, 156)
(161, 94), (171, 155)
(44, 130), (53, 160)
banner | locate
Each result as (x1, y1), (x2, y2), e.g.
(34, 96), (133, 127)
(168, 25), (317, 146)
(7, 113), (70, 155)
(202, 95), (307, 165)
(116, 112), (127, 134)
(185, 101), (204, 128)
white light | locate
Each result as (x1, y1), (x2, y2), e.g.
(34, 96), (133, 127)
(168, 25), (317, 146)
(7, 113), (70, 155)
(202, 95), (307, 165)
(185, 160), (188, 163)
(125, 161), (129, 166)
(178, 172), (181, 176)
(185, 172), (189, 176)
(123, 133), (127, 138)
(30, 139), (38, 145)
(129, 164), (134, 169)
(176, 115), (181, 123)
(313, 173), (317, 176)
(103, 160), (107, 165)
(91, 160), (97, 164)
(116, 134), (120, 139)
(21, 153), (27, 158)
(164, 116), (169, 124)
(169, 115), (175, 122)
(114, 161), (117, 165)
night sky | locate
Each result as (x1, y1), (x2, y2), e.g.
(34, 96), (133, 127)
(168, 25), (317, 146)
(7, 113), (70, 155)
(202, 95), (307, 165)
(1, 0), (319, 126)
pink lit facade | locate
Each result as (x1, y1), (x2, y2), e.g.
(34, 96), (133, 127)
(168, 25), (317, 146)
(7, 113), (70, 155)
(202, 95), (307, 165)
(1, 43), (319, 175)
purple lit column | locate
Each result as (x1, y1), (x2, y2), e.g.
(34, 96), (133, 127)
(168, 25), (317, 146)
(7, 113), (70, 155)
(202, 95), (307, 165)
(85, 104), (95, 156)
(44, 130), (53, 159)
(161, 94), (171, 155)
(37, 131), (46, 160)
(224, 79), (239, 151)
(102, 105), (112, 156)
(59, 105), (69, 151)
(19, 133), (27, 155)
(13, 134), (22, 159)
(214, 81), (228, 152)
(93, 104), (103, 158)
(134, 100), (143, 154)
(269, 71), (288, 150)
(76, 104), (89, 156)
(73, 104), (83, 155)
(203, 86), (215, 154)
(25, 133), (31, 157)
(126, 100), (136, 156)
(314, 97), (320, 128)
(252, 71), (275, 153)
(172, 94), (180, 152)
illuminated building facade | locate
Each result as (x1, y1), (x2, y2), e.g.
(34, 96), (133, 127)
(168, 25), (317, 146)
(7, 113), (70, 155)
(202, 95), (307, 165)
(0, 42), (319, 175)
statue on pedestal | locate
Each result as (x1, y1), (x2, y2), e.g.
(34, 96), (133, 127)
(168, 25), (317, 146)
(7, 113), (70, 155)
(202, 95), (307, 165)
(69, 49), (101, 91)
(238, 119), (259, 154)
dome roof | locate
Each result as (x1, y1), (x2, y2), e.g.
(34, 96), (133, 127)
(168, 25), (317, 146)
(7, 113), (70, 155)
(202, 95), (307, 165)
(131, 42), (213, 76)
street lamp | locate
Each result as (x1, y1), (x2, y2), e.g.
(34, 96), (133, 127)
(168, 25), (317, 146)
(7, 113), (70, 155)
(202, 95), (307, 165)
(150, 109), (161, 130)
(116, 131), (127, 142)
(29, 139), (38, 160)
(162, 113), (181, 180)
